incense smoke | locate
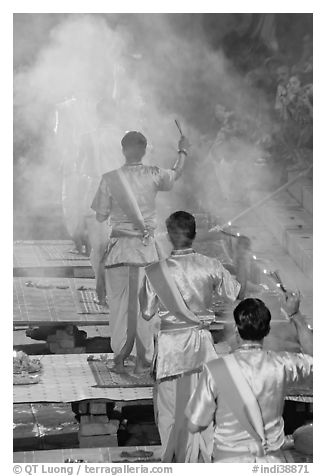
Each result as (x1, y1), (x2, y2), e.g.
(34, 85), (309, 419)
(13, 13), (291, 238)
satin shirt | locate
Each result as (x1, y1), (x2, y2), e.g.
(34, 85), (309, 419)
(141, 249), (240, 321)
(186, 346), (313, 459)
(139, 249), (241, 379)
(91, 163), (176, 266)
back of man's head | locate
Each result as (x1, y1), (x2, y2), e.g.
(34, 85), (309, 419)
(166, 211), (196, 249)
(121, 131), (147, 148)
(121, 131), (147, 163)
(233, 298), (271, 341)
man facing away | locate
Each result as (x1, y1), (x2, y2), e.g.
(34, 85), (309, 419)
(91, 131), (189, 373)
(139, 211), (251, 462)
(77, 101), (122, 305)
(186, 296), (313, 463)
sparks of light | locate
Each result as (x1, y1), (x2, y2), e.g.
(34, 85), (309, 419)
(263, 269), (268, 274)
(253, 255), (257, 260)
(228, 221), (232, 226)
(237, 233), (240, 237)
(54, 110), (59, 134)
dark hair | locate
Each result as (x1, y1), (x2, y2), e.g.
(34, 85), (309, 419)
(233, 298), (271, 341)
(121, 131), (147, 148)
(166, 211), (196, 248)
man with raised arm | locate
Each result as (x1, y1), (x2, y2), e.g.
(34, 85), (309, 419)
(139, 211), (250, 462)
(91, 131), (189, 373)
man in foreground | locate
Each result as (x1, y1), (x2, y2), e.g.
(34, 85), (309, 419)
(91, 131), (189, 373)
(186, 296), (313, 463)
(139, 211), (251, 462)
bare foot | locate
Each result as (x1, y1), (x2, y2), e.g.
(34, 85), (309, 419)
(111, 357), (128, 374)
(134, 361), (151, 375)
(100, 303), (110, 312)
(94, 298), (107, 307)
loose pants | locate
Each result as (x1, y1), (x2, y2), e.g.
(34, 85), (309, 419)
(85, 216), (109, 303)
(155, 372), (214, 463)
(105, 266), (155, 364)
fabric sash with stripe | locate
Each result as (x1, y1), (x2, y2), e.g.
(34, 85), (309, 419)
(145, 260), (200, 326)
(104, 169), (166, 264)
(145, 260), (217, 379)
(211, 354), (267, 457)
(106, 169), (146, 234)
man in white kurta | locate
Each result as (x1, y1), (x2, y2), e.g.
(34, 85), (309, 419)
(78, 122), (122, 304)
(139, 211), (249, 462)
(91, 131), (189, 373)
(186, 296), (313, 462)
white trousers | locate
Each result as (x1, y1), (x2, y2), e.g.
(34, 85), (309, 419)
(105, 266), (155, 364)
(85, 216), (109, 302)
(155, 372), (214, 463)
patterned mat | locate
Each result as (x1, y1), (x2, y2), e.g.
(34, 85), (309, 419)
(13, 354), (153, 403)
(88, 358), (154, 388)
(285, 387), (313, 403)
(285, 395), (313, 403)
(286, 386), (312, 397)
(13, 241), (92, 278)
(40, 245), (89, 261)
(14, 278), (109, 325)
(78, 289), (109, 314)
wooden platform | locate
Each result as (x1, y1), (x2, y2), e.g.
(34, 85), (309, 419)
(13, 353), (311, 405)
(13, 445), (162, 463)
(13, 402), (79, 451)
(13, 354), (153, 404)
(12, 445), (312, 463)
(14, 240), (94, 278)
(14, 277), (109, 326)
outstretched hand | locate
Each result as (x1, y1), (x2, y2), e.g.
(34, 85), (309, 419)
(178, 135), (190, 151)
(281, 290), (301, 317)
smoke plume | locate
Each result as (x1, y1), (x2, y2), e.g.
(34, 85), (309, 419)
(14, 13), (281, 237)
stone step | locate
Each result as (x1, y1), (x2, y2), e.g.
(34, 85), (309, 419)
(288, 174), (313, 215)
(255, 250), (313, 321)
(250, 192), (312, 279)
(228, 213), (312, 323)
(302, 185), (313, 215)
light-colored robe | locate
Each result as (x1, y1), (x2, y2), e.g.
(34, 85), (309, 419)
(139, 248), (240, 462)
(80, 125), (122, 302)
(91, 163), (176, 363)
(186, 345), (313, 462)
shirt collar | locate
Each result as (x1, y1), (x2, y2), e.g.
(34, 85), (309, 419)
(238, 341), (263, 351)
(123, 162), (143, 167)
(171, 248), (195, 256)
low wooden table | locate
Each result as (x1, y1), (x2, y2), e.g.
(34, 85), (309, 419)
(13, 446), (161, 463)
(14, 277), (109, 327)
(14, 240), (94, 278)
(12, 445), (312, 463)
(13, 352), (311, 404)
(13, 354), (153, 404)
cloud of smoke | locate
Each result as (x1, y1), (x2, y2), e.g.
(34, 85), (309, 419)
(13, 13), (278, 239)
